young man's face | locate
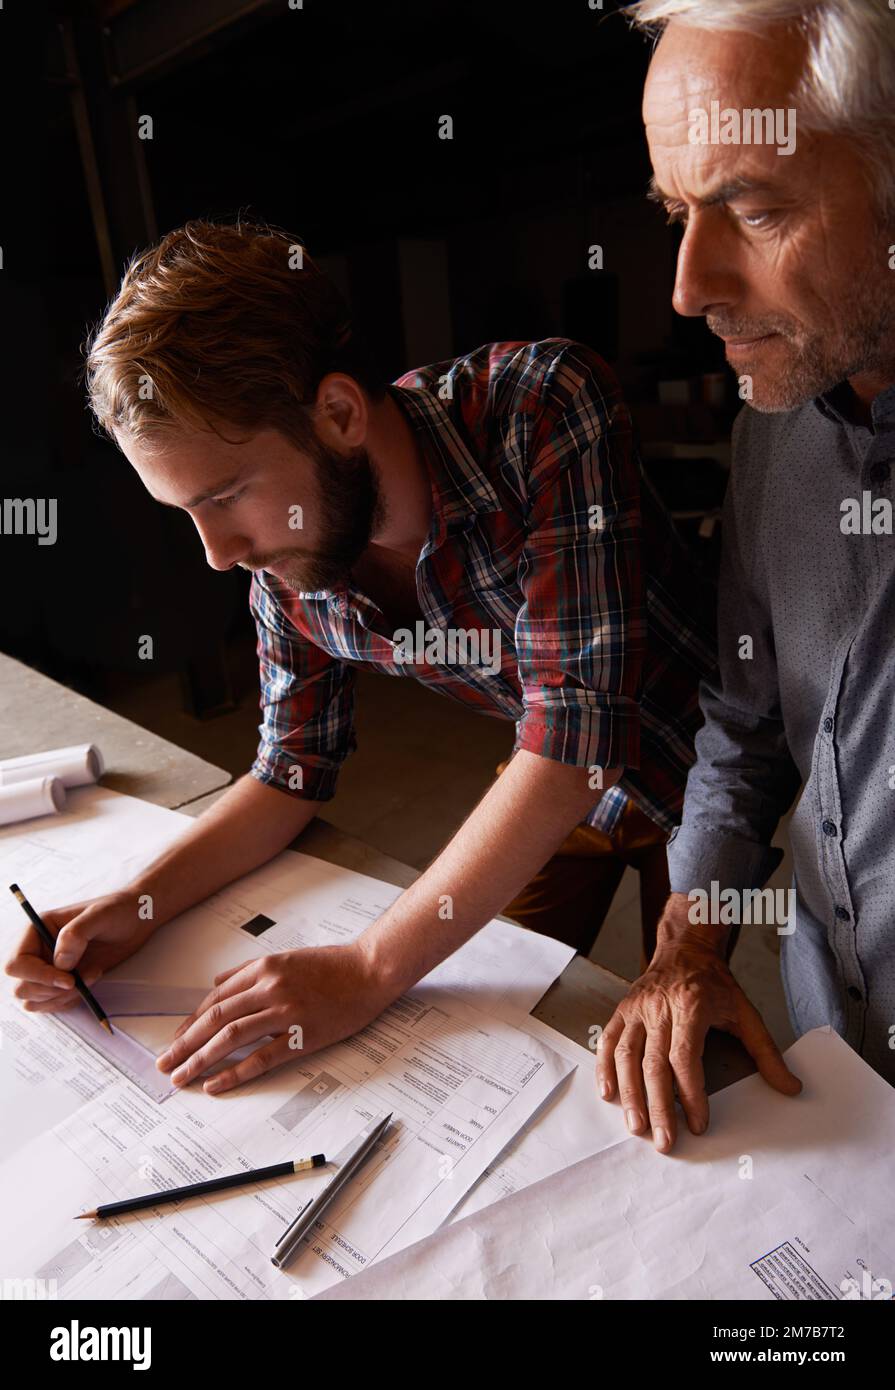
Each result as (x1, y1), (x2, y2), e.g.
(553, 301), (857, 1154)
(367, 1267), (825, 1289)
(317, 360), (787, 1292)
(643, 21), (894, 411)
(120, 421), (385, 593)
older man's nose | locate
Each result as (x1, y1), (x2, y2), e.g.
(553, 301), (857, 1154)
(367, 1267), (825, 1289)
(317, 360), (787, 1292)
(672, 215), (740, 319)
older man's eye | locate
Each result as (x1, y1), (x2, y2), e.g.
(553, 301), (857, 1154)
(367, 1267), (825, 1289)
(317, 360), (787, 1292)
(739, 210), (776, 229)
(212, 492), (242, 508)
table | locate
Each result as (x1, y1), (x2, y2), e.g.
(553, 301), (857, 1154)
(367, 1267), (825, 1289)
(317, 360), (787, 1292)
(0, 646), (754, 1096)
(0, 653), (232, 810)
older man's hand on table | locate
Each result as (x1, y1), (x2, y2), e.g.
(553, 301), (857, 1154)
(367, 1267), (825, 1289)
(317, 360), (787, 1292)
(596, 892), (802, 1153)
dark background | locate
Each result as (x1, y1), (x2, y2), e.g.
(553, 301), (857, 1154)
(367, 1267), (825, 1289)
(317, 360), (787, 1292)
(4, 0), (731, 718)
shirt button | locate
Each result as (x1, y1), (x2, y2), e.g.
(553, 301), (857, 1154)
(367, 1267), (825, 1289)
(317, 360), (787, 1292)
(821, 819), (838, 836)
(834, 905), (850, 921)
(847, 985), (863, 1002)
(823, 717), (833, 733)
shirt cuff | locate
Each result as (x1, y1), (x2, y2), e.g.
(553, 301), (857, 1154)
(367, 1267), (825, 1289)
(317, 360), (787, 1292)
(514, 695), (641, 771)
(249, 756), (341, 803)
(666, 823), (784, 893)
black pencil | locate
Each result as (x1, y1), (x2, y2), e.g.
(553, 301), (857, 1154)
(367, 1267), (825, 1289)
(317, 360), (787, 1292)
(9, 882), (113, 1035)
(75, 1155), (329, 1219)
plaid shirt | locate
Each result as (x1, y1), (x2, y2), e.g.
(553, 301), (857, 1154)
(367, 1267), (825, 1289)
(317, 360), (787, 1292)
(248, 339), (717, 833)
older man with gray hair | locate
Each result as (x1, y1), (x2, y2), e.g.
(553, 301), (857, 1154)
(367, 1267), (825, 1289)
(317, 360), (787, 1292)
(597, 0), (895, 1152)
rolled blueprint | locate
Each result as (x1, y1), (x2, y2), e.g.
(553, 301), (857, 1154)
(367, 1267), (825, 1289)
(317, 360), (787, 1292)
(0, 742), (105, 788)
(0, 774), (66, 826)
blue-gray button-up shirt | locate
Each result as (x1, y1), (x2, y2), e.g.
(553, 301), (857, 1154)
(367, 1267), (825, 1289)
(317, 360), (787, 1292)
(667, 380), (895, 1085)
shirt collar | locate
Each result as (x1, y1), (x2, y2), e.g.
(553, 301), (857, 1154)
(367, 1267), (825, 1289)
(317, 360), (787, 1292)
(871, 381), (895, 428)
(813, 378), (895, 430)
(269, 380), (502, 604)
(385, 381), (502, 529)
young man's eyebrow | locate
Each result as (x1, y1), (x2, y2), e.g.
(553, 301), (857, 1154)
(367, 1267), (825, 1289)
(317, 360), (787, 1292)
(646, 175), (779, 208)
(152, 475), (243, 509)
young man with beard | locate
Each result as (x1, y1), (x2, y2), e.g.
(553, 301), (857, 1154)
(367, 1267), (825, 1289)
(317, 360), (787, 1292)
(6, 218), (716, 1096)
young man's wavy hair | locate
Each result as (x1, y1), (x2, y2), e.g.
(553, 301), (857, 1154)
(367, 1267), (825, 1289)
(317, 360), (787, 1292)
(82, 217), (385, 457)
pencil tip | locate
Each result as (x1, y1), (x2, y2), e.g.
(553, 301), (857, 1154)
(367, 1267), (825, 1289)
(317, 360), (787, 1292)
(100, 1019), (113, 1034)
(75, 1212), (95, 1220)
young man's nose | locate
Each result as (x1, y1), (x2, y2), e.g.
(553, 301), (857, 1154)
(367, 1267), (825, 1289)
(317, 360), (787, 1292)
(193, 519), (251, 571)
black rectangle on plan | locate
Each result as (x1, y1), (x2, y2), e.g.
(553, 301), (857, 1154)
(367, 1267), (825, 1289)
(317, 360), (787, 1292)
(240, 913), (277, 938)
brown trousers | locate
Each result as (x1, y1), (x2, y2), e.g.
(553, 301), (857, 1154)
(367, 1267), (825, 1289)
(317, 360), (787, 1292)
(496, 760), (670, 971)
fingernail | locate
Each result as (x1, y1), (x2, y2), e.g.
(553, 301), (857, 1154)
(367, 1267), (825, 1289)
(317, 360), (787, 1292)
(58, 977), (74, 989)
(204, 1078), (223, 1094)
(625, 1109), (643, 1133)
(654, 1127), (669, 1151)
(156, 1052), (171, 1069)
(171, 1066), (187, 1083)
(55, 956), (72, 970)
(599, 1080), (611, 1099)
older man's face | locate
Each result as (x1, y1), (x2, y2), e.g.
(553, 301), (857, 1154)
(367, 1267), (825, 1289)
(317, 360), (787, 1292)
(643, 21), (894, 411)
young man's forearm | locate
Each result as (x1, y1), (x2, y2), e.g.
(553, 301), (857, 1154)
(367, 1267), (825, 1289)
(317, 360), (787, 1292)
(357, 749), (621, 995)
(128, 773), (321, 925)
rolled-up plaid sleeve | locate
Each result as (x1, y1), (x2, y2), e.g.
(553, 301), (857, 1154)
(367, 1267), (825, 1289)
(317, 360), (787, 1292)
(512, 348), (644, 773)
(248, 572), (357, 802)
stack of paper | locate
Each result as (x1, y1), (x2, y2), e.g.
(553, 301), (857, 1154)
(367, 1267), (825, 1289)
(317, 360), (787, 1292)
(0, 785), (612, 1300)
(317, 1028), (895, 1300)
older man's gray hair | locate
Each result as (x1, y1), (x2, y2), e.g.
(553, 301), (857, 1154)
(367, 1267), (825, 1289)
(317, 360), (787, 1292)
(626, 0), (895, 220)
